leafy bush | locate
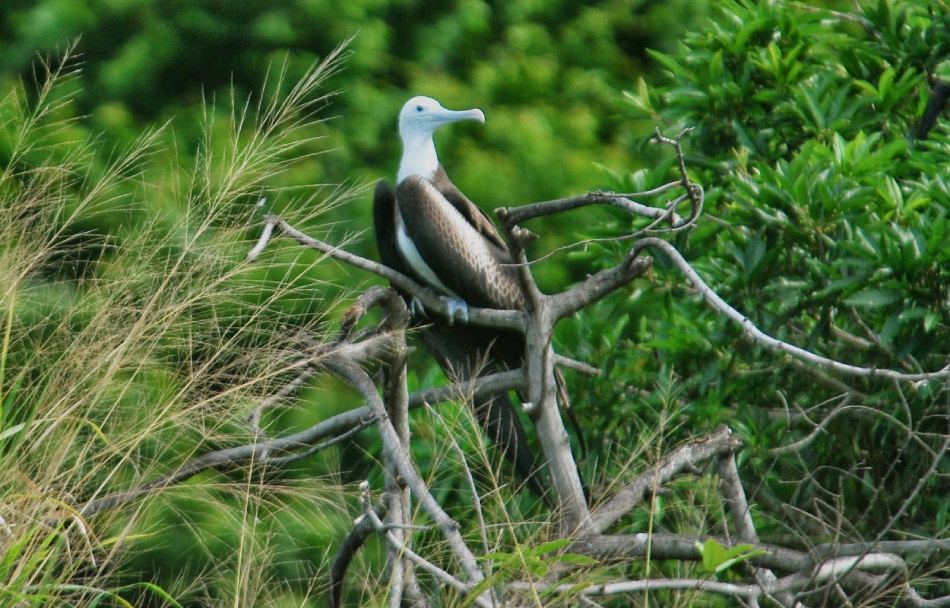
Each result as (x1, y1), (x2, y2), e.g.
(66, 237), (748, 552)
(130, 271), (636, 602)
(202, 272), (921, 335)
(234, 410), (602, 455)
(579, 0), (948, 546)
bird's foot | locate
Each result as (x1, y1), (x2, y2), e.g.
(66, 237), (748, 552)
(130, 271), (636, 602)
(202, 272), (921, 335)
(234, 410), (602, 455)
(408, 296), (427, 318)
(441, 297), (469, 325)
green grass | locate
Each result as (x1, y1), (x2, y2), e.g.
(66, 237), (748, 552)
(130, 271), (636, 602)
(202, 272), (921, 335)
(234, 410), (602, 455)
(0, 43), (370, 607)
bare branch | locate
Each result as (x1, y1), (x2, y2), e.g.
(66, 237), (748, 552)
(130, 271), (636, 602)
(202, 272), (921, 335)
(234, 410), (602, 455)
(245, 214), (277, 261)
(247, 364), (316, 434)
(503, 226), (544, 311)
(521, 307), (591, 532)
(494, 211), (592, 531)
(548, 248), (652, 319)
(250, 215), (526, 331)
(719, 453), (795, 607)
(568, 532), (950, 573)
(767, 401), (940, 458)
(410, 368), (525, 408)
(507, 550), (911, 601)
(652, 127), (704, 229)
(507, 577), (762, 599)
(554, 354), (601, 376)
(360, 484), (490, 608)
(633, 237), (950, 382)
(337, 285), (404, 342)
(496, 128), (704, 231)
(496, 186), (684, 228)
(377, 289), (414, 608)
(79, 353), (524, 518)
(79, 405), (377, 518)
(329, 499), (389, 608)
(588, 425), (741, 533)
(771, 553), (906, 595)
(903, 585), (950, 607)
(326, 358), (486, 588)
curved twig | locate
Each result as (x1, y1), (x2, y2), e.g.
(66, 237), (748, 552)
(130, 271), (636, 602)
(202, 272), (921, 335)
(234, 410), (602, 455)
(326, 358), (486, 588)
(251, 215), (526, 332)
(633, 237), (950, 382)
(588, 425), (741, 533)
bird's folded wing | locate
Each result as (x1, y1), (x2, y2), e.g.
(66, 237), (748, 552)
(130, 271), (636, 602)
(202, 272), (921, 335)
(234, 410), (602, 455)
(432, 165), (508, 251)
(396, 176), (524, 310)
(372, 180), (405, 275)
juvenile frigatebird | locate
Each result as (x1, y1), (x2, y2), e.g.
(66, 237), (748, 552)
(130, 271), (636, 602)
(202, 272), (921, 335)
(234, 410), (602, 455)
(372, 96), (545, 498)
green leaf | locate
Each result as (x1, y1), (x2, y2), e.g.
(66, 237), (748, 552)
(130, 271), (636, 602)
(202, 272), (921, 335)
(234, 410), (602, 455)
(695, 539), (766, 574)
(533, 539), (571, 555)
(646, 50), (696, 80)
(696, 538), (726, 572)
(480, 551), (514, 564)
(936, 60), (950, 81)
(0, 422), (25, 442)
(878, 67), (895, 100)
(844, 288), (901, 308)
(714, 547), (767, 574)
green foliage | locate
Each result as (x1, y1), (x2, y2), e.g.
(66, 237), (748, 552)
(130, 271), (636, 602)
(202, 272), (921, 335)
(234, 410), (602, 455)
(479, 538), (597, 579)
(0, 43), (355, 607)
(579, 0), (948, 553)
(0, 0), (710, 271)
(694, 538), (765, 575)
(472, 539), (599, 606)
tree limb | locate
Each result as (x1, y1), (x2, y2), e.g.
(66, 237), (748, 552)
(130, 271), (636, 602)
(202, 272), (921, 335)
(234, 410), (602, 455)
(588, 425), (741, 533)
(633, 237), (950, 382)
(326, 357), (486, 589)
(250, 215), (526, 332)
(79, 360), (525, 518)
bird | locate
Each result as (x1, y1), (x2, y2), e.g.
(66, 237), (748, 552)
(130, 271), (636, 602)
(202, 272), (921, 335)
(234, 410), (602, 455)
(372, 96), (546, 499)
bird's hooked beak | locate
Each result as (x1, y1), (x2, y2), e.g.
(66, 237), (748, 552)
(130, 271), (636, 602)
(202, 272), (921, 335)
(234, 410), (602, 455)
(432, 107), (485, 126)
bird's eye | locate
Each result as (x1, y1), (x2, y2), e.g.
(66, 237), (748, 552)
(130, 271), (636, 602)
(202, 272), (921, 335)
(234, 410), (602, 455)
(415, 105), (423, 112)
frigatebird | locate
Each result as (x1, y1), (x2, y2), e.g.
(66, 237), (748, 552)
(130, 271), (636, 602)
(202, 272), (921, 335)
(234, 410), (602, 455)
(372, 96), (545, 498)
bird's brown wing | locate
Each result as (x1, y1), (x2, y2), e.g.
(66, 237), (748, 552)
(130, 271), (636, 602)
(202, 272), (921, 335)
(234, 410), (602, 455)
(372, 181), (400, 268)
(373, 178), (547, 501)
(432, 165), (509, 251)
(396, 176), (525, 310)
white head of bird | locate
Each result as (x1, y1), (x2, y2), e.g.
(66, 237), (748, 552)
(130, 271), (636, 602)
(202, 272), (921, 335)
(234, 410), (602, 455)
(397, 96), (485, 183)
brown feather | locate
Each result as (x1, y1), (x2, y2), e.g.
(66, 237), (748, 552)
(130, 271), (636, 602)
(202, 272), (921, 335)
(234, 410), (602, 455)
(430, 165), (508, 250)
(396, 176), (525, 310)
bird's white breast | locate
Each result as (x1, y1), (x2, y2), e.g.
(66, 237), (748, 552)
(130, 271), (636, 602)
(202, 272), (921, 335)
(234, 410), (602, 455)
(397, 133), (439, 183)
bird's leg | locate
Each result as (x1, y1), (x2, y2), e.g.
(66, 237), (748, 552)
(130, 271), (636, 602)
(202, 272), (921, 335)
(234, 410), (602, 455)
(441, 296), (470, 325)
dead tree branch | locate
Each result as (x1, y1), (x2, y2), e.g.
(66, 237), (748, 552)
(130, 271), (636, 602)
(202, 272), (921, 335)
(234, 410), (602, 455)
(325, 357), (486, 591)
(359, 484), (491, 607)
(588, 425), (741, 533)
(632, 237), (950, 382)
(329, 498), (389, 608)
(719, 452), (795, 607)
(248, 215), (526, 332)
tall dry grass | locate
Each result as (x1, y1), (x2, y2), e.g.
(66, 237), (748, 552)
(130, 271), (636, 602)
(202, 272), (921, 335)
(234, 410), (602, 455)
(0, 42), (365, 606)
